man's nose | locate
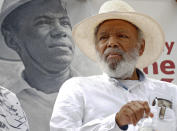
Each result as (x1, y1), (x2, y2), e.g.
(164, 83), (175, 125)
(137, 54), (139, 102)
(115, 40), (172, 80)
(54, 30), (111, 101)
(107, 36), (120, 48)
(50, 22), (67, 39)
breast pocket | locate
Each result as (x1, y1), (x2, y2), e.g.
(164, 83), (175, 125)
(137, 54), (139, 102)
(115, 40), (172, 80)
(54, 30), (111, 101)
(153, 107), (176, 131)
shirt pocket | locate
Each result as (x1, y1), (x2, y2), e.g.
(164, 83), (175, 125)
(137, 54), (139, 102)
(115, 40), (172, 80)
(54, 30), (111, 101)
(153, 107), (176, 131)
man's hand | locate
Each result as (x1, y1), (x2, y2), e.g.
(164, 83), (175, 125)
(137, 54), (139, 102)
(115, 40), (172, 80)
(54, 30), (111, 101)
(115, 101), (154, 127)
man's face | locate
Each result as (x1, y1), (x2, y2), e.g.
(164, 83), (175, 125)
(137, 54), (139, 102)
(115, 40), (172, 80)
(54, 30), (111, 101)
(14, 0), (74, 73)
(95, 19), (141, 79)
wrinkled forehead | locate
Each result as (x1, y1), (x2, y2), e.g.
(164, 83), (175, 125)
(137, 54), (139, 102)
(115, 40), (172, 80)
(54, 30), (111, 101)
(3, 0), (68, 27)
(11, 0), (67, 17)
(28, 0), (67, 11)
(95, 19), (139, 35)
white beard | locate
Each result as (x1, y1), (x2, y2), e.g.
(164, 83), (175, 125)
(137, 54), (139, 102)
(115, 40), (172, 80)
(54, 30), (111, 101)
(97, 48), (139, 79)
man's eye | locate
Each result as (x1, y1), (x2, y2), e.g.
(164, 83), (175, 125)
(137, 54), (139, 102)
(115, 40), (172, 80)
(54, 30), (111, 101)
(60, 20), (71, 26)
(99, 36), (108, 40)
(118, 34), (129, 38)
(35, 20), (52, 26)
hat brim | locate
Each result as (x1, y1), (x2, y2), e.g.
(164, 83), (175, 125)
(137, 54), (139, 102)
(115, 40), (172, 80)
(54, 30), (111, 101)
(0, 0), (31, 61)
(72, 12), (165, 69)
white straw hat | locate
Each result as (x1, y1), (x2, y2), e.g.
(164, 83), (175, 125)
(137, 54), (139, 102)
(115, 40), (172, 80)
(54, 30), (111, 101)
(72, 0), (165, 69)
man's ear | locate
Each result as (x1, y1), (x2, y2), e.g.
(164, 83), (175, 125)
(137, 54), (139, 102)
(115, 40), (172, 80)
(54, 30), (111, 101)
(2, 28), (21, 53)
(139, 39), (145, 56)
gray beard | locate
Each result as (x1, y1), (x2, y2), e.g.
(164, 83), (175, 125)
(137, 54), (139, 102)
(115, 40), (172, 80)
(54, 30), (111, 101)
(97, 48), (139, 79)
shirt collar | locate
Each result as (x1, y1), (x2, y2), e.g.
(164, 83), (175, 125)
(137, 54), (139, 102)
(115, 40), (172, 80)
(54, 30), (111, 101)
(8, 71), (31, 94)
(102, 68), (145, 90)
(10, 71), (58, 100)
(136, 68), (145, 81)
(11, 67), (77, 95)
(103, 68), (145, 81)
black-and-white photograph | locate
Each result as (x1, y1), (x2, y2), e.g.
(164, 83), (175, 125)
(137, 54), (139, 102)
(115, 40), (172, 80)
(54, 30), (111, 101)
(0, 0), (81, 130)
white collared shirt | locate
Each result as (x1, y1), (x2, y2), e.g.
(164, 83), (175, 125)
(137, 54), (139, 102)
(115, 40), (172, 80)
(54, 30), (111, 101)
(50, 71), (177, 131)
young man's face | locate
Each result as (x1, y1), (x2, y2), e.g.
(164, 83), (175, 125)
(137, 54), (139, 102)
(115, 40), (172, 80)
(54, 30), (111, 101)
(14, 0), (74, 73)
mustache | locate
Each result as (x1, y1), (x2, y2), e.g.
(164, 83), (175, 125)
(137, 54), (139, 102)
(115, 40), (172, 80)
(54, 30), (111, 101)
(103, 48), (125, 56)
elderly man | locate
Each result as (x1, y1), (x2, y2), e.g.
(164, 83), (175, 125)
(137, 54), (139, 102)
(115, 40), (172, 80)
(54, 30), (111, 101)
(50, 0), (177, 131)
(0, 0), (77, 130)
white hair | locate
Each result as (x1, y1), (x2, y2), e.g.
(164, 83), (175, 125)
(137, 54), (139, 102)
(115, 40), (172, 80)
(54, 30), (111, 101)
(96, 47), (139, 79)
(94, 21), (144, 79)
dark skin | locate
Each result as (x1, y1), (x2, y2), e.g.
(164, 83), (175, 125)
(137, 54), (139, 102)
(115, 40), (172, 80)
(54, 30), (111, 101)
(95, 19), (153, 126)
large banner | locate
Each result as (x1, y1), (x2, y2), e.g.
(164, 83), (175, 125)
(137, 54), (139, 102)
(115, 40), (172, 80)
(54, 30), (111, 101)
(70, 0), (177, 84)
(0, 1), (3, 11)
(0, 0), (176, 131)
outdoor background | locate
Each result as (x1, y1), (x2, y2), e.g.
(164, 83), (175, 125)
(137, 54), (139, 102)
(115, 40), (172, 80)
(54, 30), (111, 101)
(0, 1), (176, 130)
(0, 0), (176, 84)
(68, 0), (177, 84)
